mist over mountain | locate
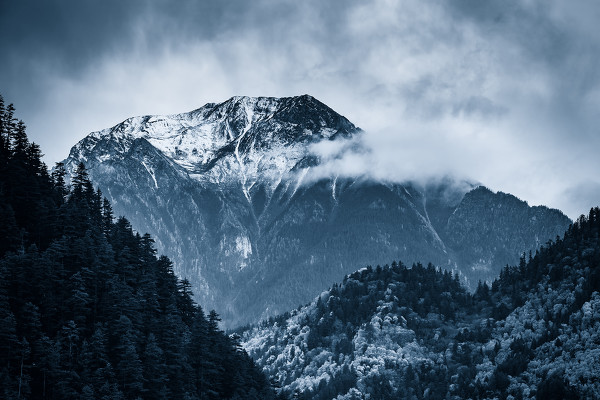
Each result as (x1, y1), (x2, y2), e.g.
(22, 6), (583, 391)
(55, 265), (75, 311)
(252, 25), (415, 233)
(63, 95), (570, 328)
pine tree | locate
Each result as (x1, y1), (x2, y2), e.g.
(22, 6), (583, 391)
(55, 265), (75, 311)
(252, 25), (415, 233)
(0, 270), (19, 398)
(187, 308), (209, 398)
(0, 194), (19, 255)
(142, 333), (168, 400)
(101, 197), (114, 237)
(113, 315), (144, 398)
(52, 162), (68, 203)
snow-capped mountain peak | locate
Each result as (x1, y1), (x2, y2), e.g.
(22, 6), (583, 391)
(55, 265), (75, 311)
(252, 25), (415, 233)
(62, 95), (570, 329)
(68, 95), (360, 186)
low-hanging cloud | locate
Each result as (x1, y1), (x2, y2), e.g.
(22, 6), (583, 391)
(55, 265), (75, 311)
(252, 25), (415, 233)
(307, 112), (528, 186)
(1, 0), (598, 219)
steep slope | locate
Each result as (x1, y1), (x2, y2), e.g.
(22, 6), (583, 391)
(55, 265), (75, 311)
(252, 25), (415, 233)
(62, 95), (570, 327)
(241, 208), (600, 399)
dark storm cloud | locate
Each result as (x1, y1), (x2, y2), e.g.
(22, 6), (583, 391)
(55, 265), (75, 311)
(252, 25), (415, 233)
(0, 0), (250, 91)
(3, 1), (143, 76)
(0, 0), (598, 219)
(1, 1), (247, 61)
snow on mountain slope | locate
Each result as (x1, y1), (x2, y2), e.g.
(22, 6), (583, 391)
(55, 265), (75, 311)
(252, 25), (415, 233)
(69, 95), (355, 189)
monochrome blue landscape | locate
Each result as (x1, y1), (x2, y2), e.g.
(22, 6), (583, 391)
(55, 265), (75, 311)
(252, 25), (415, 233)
(1, 1), (599, 399)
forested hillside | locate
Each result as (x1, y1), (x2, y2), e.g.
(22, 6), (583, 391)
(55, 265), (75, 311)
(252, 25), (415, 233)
(0, 95), (276, 399)
(242, 208), (600, 399)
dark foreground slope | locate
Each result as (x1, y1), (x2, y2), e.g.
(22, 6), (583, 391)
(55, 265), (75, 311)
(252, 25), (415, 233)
(0, 96), (275, 399)
(241, 208), (600, 400)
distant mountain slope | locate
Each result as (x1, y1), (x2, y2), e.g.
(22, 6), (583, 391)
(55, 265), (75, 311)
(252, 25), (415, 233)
(62, 95), (571, 327)
(442, 186), (570, 278)
(241, 208), (600, 399)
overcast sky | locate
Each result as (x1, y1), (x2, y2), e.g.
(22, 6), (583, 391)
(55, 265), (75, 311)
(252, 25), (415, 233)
(1, 0), (599, 219)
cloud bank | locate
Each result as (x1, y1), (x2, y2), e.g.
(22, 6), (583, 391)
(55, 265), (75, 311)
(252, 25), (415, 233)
(1, 0), (599, 219)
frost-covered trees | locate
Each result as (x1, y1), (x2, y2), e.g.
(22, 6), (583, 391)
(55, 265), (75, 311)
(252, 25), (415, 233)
(242, 208), (600, 399)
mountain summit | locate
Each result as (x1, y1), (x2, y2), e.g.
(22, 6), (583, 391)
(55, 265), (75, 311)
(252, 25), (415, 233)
(63, 95), (570, 328)
(70, 95), (358, 189)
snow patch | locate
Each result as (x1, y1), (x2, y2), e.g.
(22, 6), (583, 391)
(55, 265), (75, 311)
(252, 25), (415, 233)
(235, 236), (253, 260)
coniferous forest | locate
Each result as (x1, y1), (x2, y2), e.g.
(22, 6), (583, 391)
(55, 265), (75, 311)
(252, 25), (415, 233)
(0, 95), (276, 399)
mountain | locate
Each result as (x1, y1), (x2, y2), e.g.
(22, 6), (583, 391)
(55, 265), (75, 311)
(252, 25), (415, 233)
(240, 208), (600, 399)
(62, 95), (571, 328)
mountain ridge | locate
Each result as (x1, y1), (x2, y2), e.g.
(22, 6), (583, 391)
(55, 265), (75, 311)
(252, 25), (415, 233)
(68, 94), (358, 185)
(62, 94), (571, 328)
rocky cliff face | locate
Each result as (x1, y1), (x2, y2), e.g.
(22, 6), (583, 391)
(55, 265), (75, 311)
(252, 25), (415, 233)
(63, 95), (571, 327)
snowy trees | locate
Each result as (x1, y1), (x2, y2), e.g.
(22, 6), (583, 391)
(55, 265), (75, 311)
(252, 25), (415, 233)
(242, 208), (600, 399)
